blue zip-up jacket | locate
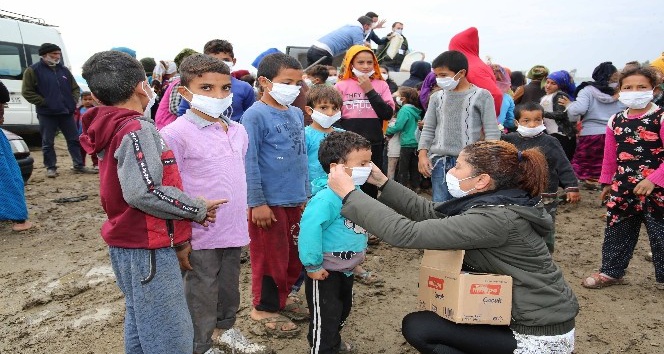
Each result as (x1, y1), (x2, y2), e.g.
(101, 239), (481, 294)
(243, 101), (310, 207)
(22, 60), (79, 115)
(298, 177), (368, 274)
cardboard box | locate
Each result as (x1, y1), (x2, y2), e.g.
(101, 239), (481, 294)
(417, 250), (512, 325)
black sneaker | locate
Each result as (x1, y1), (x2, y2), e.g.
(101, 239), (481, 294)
(46, 169), (58, 178)
(72, 166), (99, 174)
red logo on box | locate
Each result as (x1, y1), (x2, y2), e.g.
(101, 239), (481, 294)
(428, 276), (444, 290)
(469, 284), (501, 295)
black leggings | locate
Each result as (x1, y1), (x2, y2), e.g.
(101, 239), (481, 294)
(402, 311), (517, 354)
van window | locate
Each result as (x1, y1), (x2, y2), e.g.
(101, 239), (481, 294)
(0, 42), (25, 79)
(25, 44), (41, 66)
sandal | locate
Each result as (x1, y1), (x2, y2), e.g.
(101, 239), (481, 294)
(250, 314), (300, 338)
(582, 273), (628, 289)
(280, 301), (309, 321)
(354, 271), (384, 286)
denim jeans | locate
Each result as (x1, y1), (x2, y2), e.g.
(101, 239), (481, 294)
(430, 155), (457, 203)
(109, 247), (194, 354)
(37, 113), (83, 170)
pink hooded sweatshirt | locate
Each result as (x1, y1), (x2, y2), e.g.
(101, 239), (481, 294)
(449, 27), (503, 116)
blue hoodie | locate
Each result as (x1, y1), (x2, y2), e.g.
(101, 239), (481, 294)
(298, 177), (368, 275)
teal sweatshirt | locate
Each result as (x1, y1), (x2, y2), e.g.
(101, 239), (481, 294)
(298, 177), (368, 275)
(386, 104), (422, 148)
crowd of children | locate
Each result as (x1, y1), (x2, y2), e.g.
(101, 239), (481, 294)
(63, 27), (664, 353)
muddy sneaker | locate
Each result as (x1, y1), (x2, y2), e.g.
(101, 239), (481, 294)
(46, 169), (58, 178)
(72, 166), (99, 174)
(215, 328), (271, 354)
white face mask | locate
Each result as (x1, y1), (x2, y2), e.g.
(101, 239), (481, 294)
(268, 80), (301, 106)
(222, 61), (234, 72)
(45, 58), (61, 66)
(304, 78), (313, 87)
(446, 171), (477, 198)
(436, 72), (462, 91)
(619, 90), (654, 109)
(350, 165), (372, 185)
(394, 29), (403, 35)
(352, 67), (375, 78)
(184, 87), (233, 118)
(326, 76), (338, 85)
(142, 82), (157, 118)
(381, 73), (389, 81)
(395, 97), (403, 106)
(311, 110), (341, 129)
(516, 124), (547, 138)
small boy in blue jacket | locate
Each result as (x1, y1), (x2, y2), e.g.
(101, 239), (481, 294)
(298, 131), (372, 354)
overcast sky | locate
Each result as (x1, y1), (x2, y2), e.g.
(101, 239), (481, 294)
(7, 1), (663, 79)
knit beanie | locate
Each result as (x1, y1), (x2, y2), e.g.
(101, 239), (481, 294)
(651, 52), (664, 74)
(38, 43), (61, 56)
(111, 47), (137, 58)
(591, 62), (617, 84)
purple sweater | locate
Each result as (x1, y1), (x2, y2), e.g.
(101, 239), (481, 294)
(160, 112), (250, 250)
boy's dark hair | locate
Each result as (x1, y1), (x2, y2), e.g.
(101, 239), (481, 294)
(257, 53), (302, 81)
(398, 86), (422, 109)
(178, 54), (231, 87)
(203, 39), (234, 57)
(82, 51), (146, 106)
(81, 91), (92, 97)
(619, 66), (659, 88)
(139, 57), (156, 74)
(432, 50), (469, 74)
(240, 74), (255, 88)
(392, 22), (403, 29)
(306, 85), (343, 109)
(358, 16), (373, 26)
(318, 131), (371, 173)
(306, 65), (329, 83)
(174, 48), (198, 68)
(514, 102), (545, 120)
(365, 11), (378, 19)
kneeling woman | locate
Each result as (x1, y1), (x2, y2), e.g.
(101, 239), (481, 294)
(327, 140), (578, 353)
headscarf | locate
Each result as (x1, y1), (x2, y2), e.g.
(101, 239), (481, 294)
(574, 61), (617, 97)
(651, 52), (664, 74)
(174, 48), (198, 68)
(232, 69), (251, 80)
(111, 47), (136, 58)
(419, 71), (437, 110)
(152, 60), (177, 84)
(547, 70), (576, 99)
(339, 45), (382, 81)
(491, 64), (512, 93)
(527, 65), (549, 82)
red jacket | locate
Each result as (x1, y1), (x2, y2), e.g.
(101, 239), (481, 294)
(80, 106), (205, 249)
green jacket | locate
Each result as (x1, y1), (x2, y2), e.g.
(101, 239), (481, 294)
(341, 180), (578, 335)
(386, 104), (421, 148)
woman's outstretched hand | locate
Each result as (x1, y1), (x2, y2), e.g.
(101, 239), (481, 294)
(328, 164), (356, 198)
(367, 163), (388, 187)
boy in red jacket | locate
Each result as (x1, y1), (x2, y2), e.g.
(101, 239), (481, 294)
(79, 50), (225, 354)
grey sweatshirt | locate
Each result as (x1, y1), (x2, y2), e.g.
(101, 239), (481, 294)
(418, 85), (500, 156)
(566, 86), (625, 136)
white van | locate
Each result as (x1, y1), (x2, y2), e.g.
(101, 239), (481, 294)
(0, 10), (71, 136)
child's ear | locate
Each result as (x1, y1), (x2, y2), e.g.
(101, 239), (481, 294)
(177, 86), (191, 102)
(258, 76), (270, 89)
(304, 106), (314, 115)
(329, 162), (337, 170)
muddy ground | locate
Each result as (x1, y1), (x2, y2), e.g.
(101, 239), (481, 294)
(1, 137), (662, 354)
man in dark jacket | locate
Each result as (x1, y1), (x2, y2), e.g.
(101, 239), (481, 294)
(21, 43), (97, 178)
(376, 22), (409, 72)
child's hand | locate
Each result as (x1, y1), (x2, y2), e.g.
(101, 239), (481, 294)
(634, 179), (656, 196)
(252, 205), (277, 229)
(197, 199), (228, 227)
(418, 153), (433, 178)
(308, 269), (329, 280)
(175, 242), (193, 271)
(566, 191), (580, 203)
(600, 185), (612, 203)
(357, 74), (374, 93)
